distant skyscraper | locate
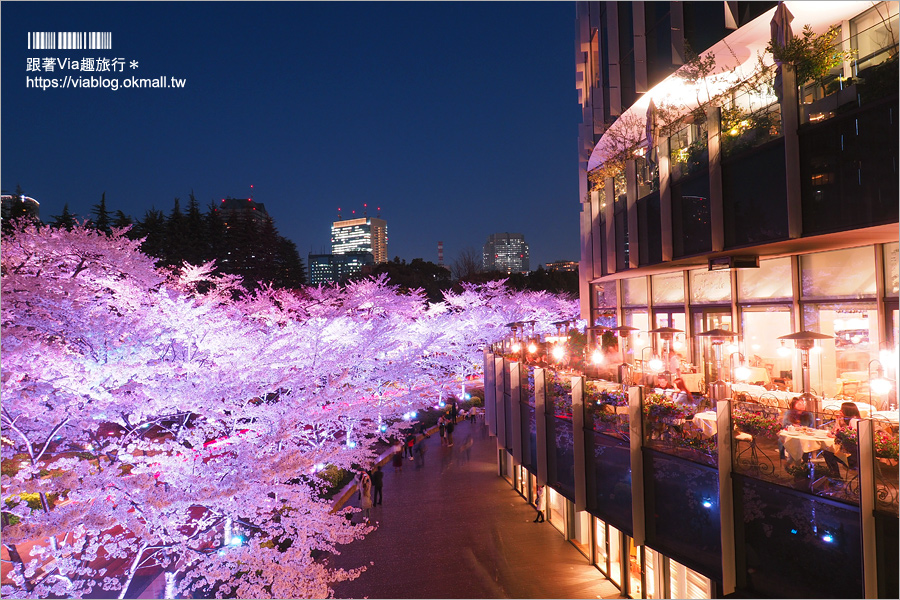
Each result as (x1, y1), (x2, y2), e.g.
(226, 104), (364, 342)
(308, 251), (375, 286)
(545, 260), (578, 273)
(483, 233), (530, 274)
(215, 197), (269, 224)
(331, 217), (388, 264)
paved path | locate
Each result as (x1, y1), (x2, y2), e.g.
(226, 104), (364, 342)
(329, 419), (622, 599)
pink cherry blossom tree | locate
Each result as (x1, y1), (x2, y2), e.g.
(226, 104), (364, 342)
(1, 224), (578, 599)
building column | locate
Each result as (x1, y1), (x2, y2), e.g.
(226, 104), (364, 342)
(628, 386), (646, 546)
(781, 65), (803, 238)
(493, 357), (504, 438)
(496, 358), (507, 448)
(716, 400), (737, 596)
(659, 137), (673, 262)
(511, 362), (524, 465)
(573, 376), (588, 512)
(858, 419), (878, 598)
(605, 177), (617, 274)
(484, 350), (496, 433)
(707, 105), (725, 252)
(535, 367), (549, 485)
(626, 159), (640, 269)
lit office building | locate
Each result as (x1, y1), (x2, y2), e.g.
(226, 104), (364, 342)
(308, 252), (375, 286)
(485, 2), (898, 599)
(331, 217), (388, 264)
(483, 232), (530, 274)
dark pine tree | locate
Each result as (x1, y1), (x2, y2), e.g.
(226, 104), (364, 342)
(136, 208), (167, 262)
(112, 210), (134, 231)
(204, 201), (228, 266)
(163, 198), (188, 267)
(90, 192), (112, 234)
(49, 203), (78, 231)
(273, 236), (307, 289)
(183, 192), (206, 266)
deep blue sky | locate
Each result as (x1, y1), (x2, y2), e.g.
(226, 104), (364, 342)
(2, 1), (581, 269)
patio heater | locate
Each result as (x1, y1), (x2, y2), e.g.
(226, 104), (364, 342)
(777, 331), (834, 415)
(696, 328), (740, 403)
(608, 325), (638, 387)
(504, 321), (522, 356)
(648, 326), (683, 386)
(586, 325), (608, 379)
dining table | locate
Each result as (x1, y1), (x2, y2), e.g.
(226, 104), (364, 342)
(691, 410), (719, 438)
(778, 426), (839, 463)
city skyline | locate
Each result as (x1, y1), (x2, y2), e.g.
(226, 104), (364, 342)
(1, 1), (582, 270)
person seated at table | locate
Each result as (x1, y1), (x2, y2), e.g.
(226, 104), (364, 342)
(672, 378), (694, 407)
(822, 402), (861, 478)
(782, 396), (814, 428)
(779, 396), (814, 461)
(654, 374), (674, 391)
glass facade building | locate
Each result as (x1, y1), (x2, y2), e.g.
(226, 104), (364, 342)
(484, 2), (898, 599)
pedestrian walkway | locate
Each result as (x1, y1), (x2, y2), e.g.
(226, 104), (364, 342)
(329, 418), (622, 599)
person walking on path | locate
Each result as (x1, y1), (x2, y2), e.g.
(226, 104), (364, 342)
(392, 447), (403, 473)
(438, 416), (447, 446)
(358, 471), (373, 524)
(404, 432), (416, 459)
(446, 416), (455, 446)
(370, 465), (384, 506)
(414, 438), (427, 468)
(533, 484), (545, 523)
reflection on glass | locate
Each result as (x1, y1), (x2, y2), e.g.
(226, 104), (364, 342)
(803, 304), (880, 400)
(737, 256), (792, 300)
(609, 525), (623, 587)
(801, 246), (877, 299)
(628, 537), (642, 598)
(595, 518), (608, 575)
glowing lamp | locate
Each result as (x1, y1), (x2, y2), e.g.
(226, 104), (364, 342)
(591, 350), (604, 365)
(648, 357), (664, 372)
(734, 365), (751, 381)
(511, 342), (522, 353)
(527, 342), (537, 354)
(551, 345), (565, 361)
(777, 341), (791, 357)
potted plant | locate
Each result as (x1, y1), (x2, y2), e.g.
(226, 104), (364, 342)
(874, 429), (899, 461)
(732, 409), (783, 438)
(643, 393), (693, 422)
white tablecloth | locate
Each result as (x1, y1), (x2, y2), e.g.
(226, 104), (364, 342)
(730, 384), (797, 405)
(821, 400), (876, 418)
(691, 411), (718, 438)
(871, 409), (899, 423)
(778, 428), (836, 462)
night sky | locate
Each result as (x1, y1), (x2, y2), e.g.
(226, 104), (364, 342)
(1, 1), (582, 270)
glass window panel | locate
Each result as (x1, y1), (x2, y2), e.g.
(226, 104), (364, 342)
(690, 268), (732, 303)
(802, 303), (880, 400)
(628, 538), (642, 598)
(594, 518), (608, 575)
(738, 256), (793, 300)
(669, 559), (712, 599)
(801, 246), (877, 299)
(572, 510), (592, 558)
(651, 271), (685, 304)
(623, 276), (648, 306)
(593, 281), (618, 309)
(741, 306), (795, 389)
(609, 526), (623, 587)
(626, 309), (651, 359)
(644, 547), (660, 599)
(885, 242), (899, 298)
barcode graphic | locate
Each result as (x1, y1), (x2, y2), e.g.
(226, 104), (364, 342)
(28, 32), (111, 50)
